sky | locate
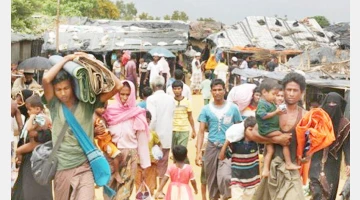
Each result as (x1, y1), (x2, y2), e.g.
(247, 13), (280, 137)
(121, 0), (350, 25)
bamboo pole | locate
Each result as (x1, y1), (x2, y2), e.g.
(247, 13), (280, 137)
(56, 0), (60, 53)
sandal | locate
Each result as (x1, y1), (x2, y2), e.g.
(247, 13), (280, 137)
(156, 192), (165, 199)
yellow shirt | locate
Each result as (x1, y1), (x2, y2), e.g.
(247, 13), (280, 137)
(173, 97), (192, 132)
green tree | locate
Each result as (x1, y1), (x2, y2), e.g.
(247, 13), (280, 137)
(138, 12), (154, 20)
(310, 16), (330, 28)
(155, 16), (160, 20)
(163, 15), (171, 20)
(115, 0), (137, 20)
(11, 0), (38, 33)
(171, 10), (180, 20)
(197, 17), (215, 22)
(42, 0), (97, 17)
(179, 11), (189, 21)
(91, 0), (120, 19)
(40, 0), (119, 19)
(170, 10), (188, 21)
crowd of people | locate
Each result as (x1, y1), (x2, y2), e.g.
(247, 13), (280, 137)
(10, 49), (350, 200)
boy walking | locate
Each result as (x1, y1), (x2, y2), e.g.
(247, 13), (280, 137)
(219, 116), (260, 200)
(172, 80), (196, 163)
(200, 70), (212, 105)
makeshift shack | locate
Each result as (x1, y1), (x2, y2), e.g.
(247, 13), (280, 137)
(11, 32), (43, 64)
(206, 16), (346, 65)
(41, 18), (190, 69)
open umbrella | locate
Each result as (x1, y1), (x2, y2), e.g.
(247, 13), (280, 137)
(18, 56), (52, 70)
(148, 47), (175, 58)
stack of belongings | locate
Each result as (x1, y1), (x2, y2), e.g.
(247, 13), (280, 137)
(295, 108), (336, 185)
(227, 83), (257, 114)
(49, 54), (116, 104)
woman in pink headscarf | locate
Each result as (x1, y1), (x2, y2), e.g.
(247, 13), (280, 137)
(102, 80), (151, 200)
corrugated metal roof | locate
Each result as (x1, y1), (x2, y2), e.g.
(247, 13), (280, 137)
(207, 16), (336, 51)
(41, 20), (189, 53)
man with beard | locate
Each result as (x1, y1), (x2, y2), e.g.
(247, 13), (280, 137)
(309, 92), (350, 200)
(249, 72), (307, 200)
(11, 69), (42, 98)
(195, 79), (243, 200)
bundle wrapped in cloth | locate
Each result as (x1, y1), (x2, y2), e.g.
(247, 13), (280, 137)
(49, 54), (115, 104)
(227, 83), (257, 112)
(296, 108), (336, 185)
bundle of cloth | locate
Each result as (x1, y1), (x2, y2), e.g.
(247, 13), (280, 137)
(49, 54), (115, 104)
(295, 107), (336, 185)
(225, 121), (245, 143)
(227, 83), (257, 112)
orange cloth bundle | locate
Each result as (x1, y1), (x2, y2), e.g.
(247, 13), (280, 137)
(296, 108), (336, 184)
(205, 54), (217, 70)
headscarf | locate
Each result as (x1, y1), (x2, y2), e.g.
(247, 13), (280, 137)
(102, 80), (148, 134)
(321, 92), (347, 135)
(16, 89), (35, 121)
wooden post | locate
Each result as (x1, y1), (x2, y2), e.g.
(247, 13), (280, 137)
(56, 0), (60, 53)
(227, 51), (230, 66)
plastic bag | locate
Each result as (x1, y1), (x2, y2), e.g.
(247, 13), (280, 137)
(135, 181), (151, 200)
(225, 121), (245, 143)
(151, 145), (163, 160)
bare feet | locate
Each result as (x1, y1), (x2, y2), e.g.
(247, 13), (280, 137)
(285, 163), (301, 170)
(114, 172), (124, 184)
(262, 168), (270, 178)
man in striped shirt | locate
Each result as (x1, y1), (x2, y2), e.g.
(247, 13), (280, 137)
(219, 116), (260, 200)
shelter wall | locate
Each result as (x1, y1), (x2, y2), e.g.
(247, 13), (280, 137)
(11, 43), (20, 64)
(11, 41), (33, 64)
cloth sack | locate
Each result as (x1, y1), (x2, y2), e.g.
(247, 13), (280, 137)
(30, 140), (57, 185)
(151, 145), (163, 160)
(225, 121), (245, 143)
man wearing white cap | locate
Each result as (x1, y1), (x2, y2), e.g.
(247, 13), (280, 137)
(11, 69), (42, 98)
(228, 57), (240, 91)
(158, 53), (170, 91)
(190, 52), (202, 94)
(145, 53), (163, 85)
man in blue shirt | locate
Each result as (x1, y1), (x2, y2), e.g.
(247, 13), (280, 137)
(196, 79), (243, 200)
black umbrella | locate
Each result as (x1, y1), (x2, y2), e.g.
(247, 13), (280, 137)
(17, 56), (52, 70)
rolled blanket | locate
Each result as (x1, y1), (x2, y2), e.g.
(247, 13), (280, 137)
(49, 55), (94, 103)
(74, 55), (115, 94)
(49, 55), (116, 104)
